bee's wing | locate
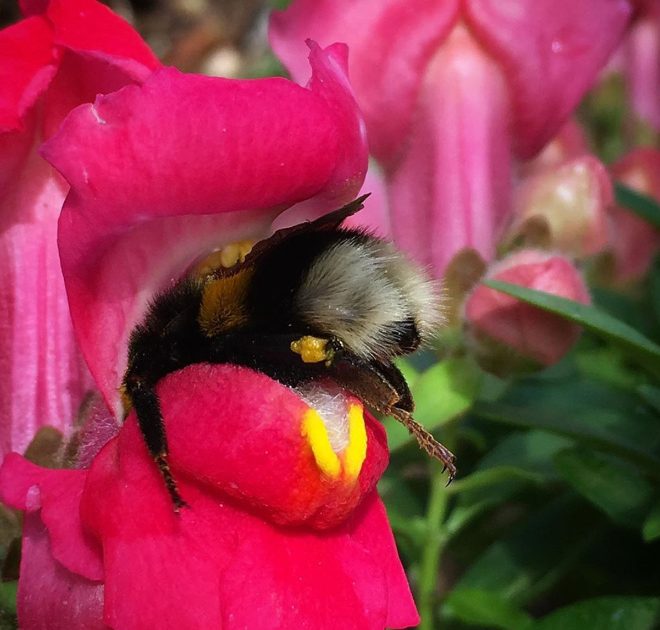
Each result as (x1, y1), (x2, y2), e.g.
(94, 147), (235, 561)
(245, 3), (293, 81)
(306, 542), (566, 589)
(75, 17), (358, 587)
(271, 193), (371, 240)
(209, 194), (370, 280)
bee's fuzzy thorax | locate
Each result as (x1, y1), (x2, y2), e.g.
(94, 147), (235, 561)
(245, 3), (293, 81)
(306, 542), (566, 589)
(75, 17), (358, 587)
(294, 232), (443, 360)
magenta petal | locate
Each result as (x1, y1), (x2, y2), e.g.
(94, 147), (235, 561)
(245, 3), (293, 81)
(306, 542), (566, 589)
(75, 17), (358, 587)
(349, 494), (419, 628)
(0, 16), (55, 132)
(298, 42), (368, 208)
(45, 48), (366, 413)
(46, 0), (159, 71)
(270, 0), (460, 164)
(344, 163), (391, 238)
(81, 435), (235, 630)
(0, 454), (103, 581)
(465, 0), (632, 158)
(41, 50), (152, 141)
(18, 512), (106, 630)
(100, 520), (225, 630)
(219, 509), (393, 628)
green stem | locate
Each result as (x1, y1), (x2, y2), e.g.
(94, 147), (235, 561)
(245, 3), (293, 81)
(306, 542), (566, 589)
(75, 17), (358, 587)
(418, 461), (451, 629)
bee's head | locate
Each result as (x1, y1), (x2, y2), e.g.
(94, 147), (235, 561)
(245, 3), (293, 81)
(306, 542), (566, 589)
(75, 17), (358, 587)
(294, 232), (443, 362)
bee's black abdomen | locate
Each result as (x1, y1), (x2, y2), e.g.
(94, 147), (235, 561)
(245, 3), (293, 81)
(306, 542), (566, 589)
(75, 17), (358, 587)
(126, 279), (207, 385)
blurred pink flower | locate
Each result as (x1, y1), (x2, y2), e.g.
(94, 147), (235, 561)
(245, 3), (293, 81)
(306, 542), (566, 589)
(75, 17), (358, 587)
(609, 148), (660, 282)
(0, 43), (418, 628)
(271, 0), (632, 276)
(465, 250), (590, 369)
(622, 0), (660, 131)
(344, 163), (391, 238)
(0, 0), (159, 459)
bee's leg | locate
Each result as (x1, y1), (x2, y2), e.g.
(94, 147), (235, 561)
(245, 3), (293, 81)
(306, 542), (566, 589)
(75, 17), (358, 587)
(326, 355), (457, 482)
(389, 409), (456, 482)
(124, 376), (188, 511)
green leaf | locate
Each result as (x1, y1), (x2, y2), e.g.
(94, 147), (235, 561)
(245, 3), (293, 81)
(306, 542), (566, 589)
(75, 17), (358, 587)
(380, 474), (428, 561)
(649, 258), (660, 329)
(637, 384), (660, 414)
(386, 357), (481, 451)
(444, 588), (533, 630)
(447, 466), (544, 495)
(642, 501), (660, 542)
(554, 448), (654, 528)
(615, 182), (660, 229)
(456, 495), (598, 604)
(395, 357), (420, 389)
(444, 467), (543, 537)
(0, 581), (16, 614)
(445, 432), (572, 536)
(379, 473), (424, 517)
(473, 379), (660, 477)
(575, 347), (641, 389)
(477, 430), (573, 478)
(483, 280), (660, 375)
(535, 596), (660, 630)
(413, 357), (482, 427)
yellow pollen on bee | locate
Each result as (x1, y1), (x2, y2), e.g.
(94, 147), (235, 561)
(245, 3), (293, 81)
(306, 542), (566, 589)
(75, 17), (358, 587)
(119, 386), (133, 417)
(301, 409), (341, 478)
(343, 404), (367, 479)
(290, 336), (329, 363)
(193, 240), (254, 275)
(300, 403), (368, 481)
(218, 240), (253, 268)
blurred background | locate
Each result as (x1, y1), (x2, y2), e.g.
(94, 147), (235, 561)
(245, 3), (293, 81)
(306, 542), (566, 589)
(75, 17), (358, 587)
(2, 1), (660, 629)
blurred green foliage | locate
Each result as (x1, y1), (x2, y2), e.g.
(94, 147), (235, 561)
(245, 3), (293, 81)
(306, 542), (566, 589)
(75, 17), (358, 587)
(382, 202), (660, 627)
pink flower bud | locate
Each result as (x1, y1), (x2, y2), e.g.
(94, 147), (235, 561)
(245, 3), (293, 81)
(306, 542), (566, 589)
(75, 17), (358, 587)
(520, 119), (591, 176)
(509, 156), (613, 258)
(608, 148), (660, 282)
(465, 250), (590, 371)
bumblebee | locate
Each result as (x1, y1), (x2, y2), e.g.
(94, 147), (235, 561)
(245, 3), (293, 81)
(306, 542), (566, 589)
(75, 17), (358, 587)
(123, 196), (456, 509)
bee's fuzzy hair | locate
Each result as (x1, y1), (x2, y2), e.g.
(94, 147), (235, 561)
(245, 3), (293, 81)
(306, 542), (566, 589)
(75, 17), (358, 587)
(294, 234), (443, 360)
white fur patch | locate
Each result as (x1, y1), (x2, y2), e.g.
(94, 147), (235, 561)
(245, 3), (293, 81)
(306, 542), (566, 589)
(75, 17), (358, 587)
(295, 236), (442, 359)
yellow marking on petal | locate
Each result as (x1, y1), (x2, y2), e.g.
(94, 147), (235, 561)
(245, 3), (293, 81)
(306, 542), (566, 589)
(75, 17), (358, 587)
(344, 404), (367, 479)
(301, 409), (341, 478)
(290, 336), (329, 363)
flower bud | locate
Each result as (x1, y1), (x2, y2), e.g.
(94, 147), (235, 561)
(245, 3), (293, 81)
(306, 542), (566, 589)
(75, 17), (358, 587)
(520, 119), (591, 176)
(507, 156), (612, 258)
(465, 250), (590, 374)
(608, 148), (660, 283)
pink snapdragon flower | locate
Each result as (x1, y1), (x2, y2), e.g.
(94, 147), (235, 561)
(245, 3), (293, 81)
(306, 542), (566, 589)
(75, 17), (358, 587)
(0, 42), (420, 629)
(464, 250), (591, 371)
(271, 0), (632, 276)
(0, 0), (159, 459)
